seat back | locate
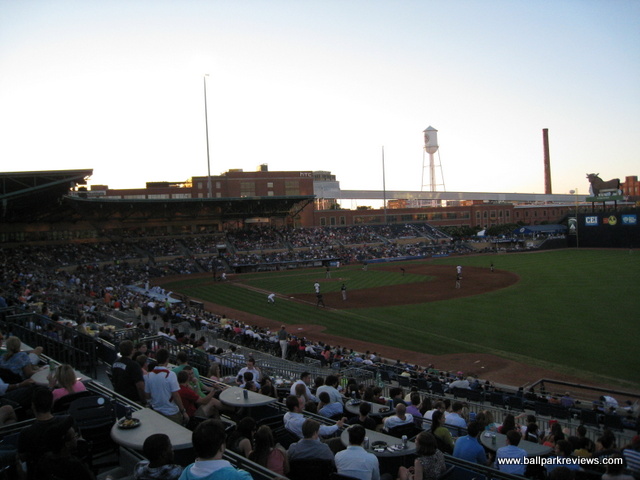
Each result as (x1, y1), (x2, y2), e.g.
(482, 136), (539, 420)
(51, 390), (97, 414)
(330, 473), (360, 480)
(387, 422), (422, 439)
(68, 396), (118, 471)
(397, 376), (411, 387)
(289, 459), (335, 480)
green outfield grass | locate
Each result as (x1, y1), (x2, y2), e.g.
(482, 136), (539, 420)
(163, 249), (640, 389)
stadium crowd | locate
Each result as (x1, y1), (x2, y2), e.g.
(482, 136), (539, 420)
(0, 225), (635, 480)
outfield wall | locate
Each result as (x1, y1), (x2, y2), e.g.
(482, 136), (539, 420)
(570, 208), (639, 248)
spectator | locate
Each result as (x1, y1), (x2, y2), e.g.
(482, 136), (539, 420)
(133, 433), (183, 480)
(316, 374), (342, 404)
(346, 402), (377, 431)
(287, 419), (335, 463)
(236, 357), (261, 384)
(111, 339), (146, 404)
(176, 369), (219, 421)
(495, 430), (527, 476)
(444, 401), (467, 429)
(49, 364), (87, 403)
(545, 439), (581, 475)
(283, 394), (344, 439)
(383, 403), (414, 431)
(429, 410), (454, 454)
(0, 336), (39, 380)
(227, 417), (256, 458)
(18, 387), (78, 480)
(318, 391), (344, 419)
(248, 425), (289, 476)
(179, 419), (252, 480)
(453, 421), (488, 465)
(146, 348), (189, 425)
(290, 371), (318, 402)
(398, 431), (446, 480)
(622, 436), (640, 476)
(406, 392), (423, 425)
(498, 413), (520, 435)
(335, 424), (381, 480)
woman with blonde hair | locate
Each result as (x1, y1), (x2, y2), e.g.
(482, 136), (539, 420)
(49, 364), (87, 403)
(0, 336), (39, 380)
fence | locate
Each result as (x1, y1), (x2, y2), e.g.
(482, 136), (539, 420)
(1, 311), (98, 378)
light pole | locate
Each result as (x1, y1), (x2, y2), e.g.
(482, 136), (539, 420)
(570, 189), (579, 248)
(203, 74), (212, 199)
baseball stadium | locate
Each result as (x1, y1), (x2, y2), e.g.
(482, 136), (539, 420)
(1, 168), (639, 480)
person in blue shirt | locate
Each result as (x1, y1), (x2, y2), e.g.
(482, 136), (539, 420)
(495, 430), (527, 475)
(453, 421), (488, 465)
(179, 420), (252, 480)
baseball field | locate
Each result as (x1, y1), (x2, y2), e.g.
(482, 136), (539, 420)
(162, 249), (640, 391)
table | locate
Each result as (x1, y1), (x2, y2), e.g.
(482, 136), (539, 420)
(340, 427), (416, 458)
(110, 407), (193, 450)
(219, 387), (277, 408)
(31, 364), (92, 387)
(480, 431), (553, 457)
(344, 400), (395, 418)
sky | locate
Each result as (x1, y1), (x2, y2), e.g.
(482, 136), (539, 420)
(1, 0), (639, 198)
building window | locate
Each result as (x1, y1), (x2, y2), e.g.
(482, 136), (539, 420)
(330, 217), (336, 226)
(267, 182), (273, 188)
(285, 181), (300, 196)
(320, 217), (326, 226)
(216, 182), (221, 189)
(506, 210), (510, 219)
(240, 182), (255, 197)
(339, 216), (346, 225)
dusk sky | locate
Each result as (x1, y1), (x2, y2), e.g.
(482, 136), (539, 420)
(1, 0), (638, 199)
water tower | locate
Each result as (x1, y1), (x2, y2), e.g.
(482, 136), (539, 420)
(421, 126), (445, 200)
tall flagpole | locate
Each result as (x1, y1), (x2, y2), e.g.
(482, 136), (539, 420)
(204, 74), (212, 199)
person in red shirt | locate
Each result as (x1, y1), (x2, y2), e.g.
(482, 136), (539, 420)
(176, 370), (219, 420)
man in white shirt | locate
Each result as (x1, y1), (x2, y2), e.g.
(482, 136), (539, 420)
(145, 348), (189, 425)
(383, 403), (414, 431)
(316, 375), (343, 404)
(283, 395), (344, 439)
(236, 357), (261, 384)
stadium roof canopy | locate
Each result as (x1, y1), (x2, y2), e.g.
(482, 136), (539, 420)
(0, 169), (93, 222)
(512, 224), (567, 235)
(0, 169), (314, 223)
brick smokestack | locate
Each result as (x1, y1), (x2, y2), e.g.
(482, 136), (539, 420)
(542, 128), (552, 194)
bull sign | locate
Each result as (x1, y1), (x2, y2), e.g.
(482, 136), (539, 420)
(586, 173), (622, 197)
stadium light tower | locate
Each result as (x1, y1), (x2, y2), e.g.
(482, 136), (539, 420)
(204, 74), (212, 198)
